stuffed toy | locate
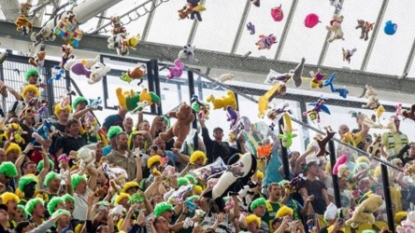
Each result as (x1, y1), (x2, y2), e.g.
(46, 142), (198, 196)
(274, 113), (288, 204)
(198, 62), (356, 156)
(314, 126), (335, 156)
(256, 34), (277, 50)
(28, 46), (46, 67)
(246, 22), (255, 35)
(159, 102), (194, 149)
(278, 113), (297, 148)
(402, 104), (415, 122)
(191, 95), (210, 121)
(267, 103), (292, 130)
(326, 14), (345, 43)
(181, 0), (206, 22)
(54, 15), (84, 47)
(396, 211), (415, 233)
(70, 147), (96, 173)
(6, 123), (26, 145)
(404, 162), (415, 177)
(258, 83), (286, 118)
(191, 157), (227, 180)
(332, 154), (350, 178)
(303, 97), (331, 123)
(116, 87), (161, 113)
(309, 68), (325, 88)
(264, 58), (305, 87)
(329, 0), (342, 11)
(346, 194), (384, 228)
(167, 59), (185, 79)
(60, 44), (75, 68)
(70, 60), (111, 84)
(178, 44), (198, 63)
(48, 66), (65, 83)
(58, 154), (70, 185)
(120, 65), (146, 85)
(32, 120), (55, 143)
(31, 11), (75, 45)
(342, 48), (357, 64)
(251, 0), (260, 7)
(226, 106), (239, 129)
(15, 3), (33, 35)
(108, 33), (140, 56)
(63, 55), (99, 71)
(167, 184), (193, 205)
(323, 73), (349, 98)
(362, 85), (380, 109)
(367, 133), (382, 157)
(203, 153), (257, 209)
(356, 20), (375, 41)
(271, 5), (284, 22)
(206, 91), (237, 110)
(216, 73), (235, 84)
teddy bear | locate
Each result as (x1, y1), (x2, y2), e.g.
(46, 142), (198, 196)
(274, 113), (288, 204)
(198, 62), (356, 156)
(326, 14), (345, 43)
(346, 194), (384, 228)
(396, 211), (415, 233)
(28, 45), (46, 67)
(356, 20), (375, 41)
(206, 91), (237, 110)
(159, 102), (195, 149)
(366, 133), (382, 157)
(402, 104), (415, 122)
(70, 147), (96, 174)
(362, 85), (380, 109)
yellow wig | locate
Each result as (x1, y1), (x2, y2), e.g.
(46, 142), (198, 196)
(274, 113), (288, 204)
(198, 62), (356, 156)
(115, 193), (130, 205)
(54, 103), (72, 117)
(355, 156), (370, 165)
(189, 151), (207, 165)
(0, 192), (20, 204)
(193, 185), (203, 195)
(246, 214), (261, 226)
(128, 131), (148, 150)
(147, 155), (162, 169)
(256, 170), (264, 180)
(122, 181), (139, 193)
(21, 85), (40, 99)
(5, 143), (22, 155)
(276, 206), (294, 218)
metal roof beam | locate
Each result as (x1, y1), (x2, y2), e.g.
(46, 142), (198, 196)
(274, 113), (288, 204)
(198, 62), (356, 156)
(274, 0), (299, 60)
(186, 0), (206, 45)
(402, 37), (415, 79)
(360, 0), (389, 71)
(230, 0), (251, 54)
(0, 20), (414, 94)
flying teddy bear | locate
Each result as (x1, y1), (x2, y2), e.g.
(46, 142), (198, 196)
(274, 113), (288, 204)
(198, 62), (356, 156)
(159, 102), (195, 149)
(362, 85), (380, 109)
(70, 147), (96, 174)
(346, 194), (384, 228)
(326, 14), (345, 43)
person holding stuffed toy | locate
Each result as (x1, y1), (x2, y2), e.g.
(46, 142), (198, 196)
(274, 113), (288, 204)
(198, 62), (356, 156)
(381, 116), (409, 159)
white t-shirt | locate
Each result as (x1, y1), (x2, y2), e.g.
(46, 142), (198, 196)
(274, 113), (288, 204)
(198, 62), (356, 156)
(73, 189), (93, 221)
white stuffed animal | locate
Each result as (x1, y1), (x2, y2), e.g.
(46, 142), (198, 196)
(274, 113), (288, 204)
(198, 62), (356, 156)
(326, 14), (345, 43)
(73, 147), (96, 172)
(178, 44), (198, 63)
(397, 211), (415, 233)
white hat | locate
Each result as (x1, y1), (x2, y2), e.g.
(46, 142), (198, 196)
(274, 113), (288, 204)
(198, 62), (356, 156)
(306, 156), (320, 166)
(324, 203), (338, 220)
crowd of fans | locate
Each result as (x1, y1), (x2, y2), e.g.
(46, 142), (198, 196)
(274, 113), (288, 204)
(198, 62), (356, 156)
(0, 68), (412, 233)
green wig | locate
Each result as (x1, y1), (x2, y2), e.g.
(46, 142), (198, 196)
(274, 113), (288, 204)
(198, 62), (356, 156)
(37, 159), (55, 173)
(177, 177), (189, 187)
(17, 205), (28, 219)
(129, 193), (145, 204)
(18, 176), (37, 191)
(186, 195), (199, 202)
(62, 194), (75, 204)
(24, 68), (40, 82)
(0, 161), (18, 178)
(51, 209), (71, 219)
(153, 202), (173, 217)
(72, 96), (88, 110)
(97, 201), (110, 206)
(47, 196), (64, 215)
(107, 126), (123, 140)
(161, 116), (170, 128)
(71, 174), (87, 191)
(250, 197), (267, 212)
(25, 198), (44, 214)
(44, 171), (60, 187)
(278, 180), (289, 187)
(185, 174), (197, 185)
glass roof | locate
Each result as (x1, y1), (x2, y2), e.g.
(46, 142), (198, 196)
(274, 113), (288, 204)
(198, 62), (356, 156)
(4, 0), (415, 78)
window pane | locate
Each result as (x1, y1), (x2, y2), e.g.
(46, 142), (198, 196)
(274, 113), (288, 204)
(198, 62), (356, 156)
(280, 1), (336, 64)
(366, 0), (415, 75)
(146, 1), (194, 45)
(323, 0), (382, 69)
(193, 0), (246, 53)
(235, 0), (294, 59)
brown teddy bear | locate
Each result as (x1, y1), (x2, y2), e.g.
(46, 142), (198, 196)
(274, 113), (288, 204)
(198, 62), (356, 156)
(159, 102), (195, 149)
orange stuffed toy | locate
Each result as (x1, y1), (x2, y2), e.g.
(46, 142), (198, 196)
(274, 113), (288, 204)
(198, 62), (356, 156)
(159, 102), (195, 149)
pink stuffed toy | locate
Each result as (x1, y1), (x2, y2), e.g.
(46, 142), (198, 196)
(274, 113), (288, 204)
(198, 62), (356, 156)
(333, 154), (348, 175)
